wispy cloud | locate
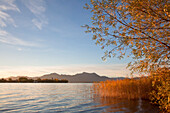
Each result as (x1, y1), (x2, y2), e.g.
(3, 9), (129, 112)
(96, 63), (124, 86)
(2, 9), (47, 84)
(0, 0), (41, 47)
(0, 29), (39, 47)
(32, 18), (47, 30)
(22, 0), (48, 30)
(0, 0), (20, 11)
(0, 0), (20, 27)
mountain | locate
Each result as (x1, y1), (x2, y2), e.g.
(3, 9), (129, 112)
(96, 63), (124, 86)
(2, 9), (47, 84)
(39, 72), (125, 83)
(5, 72), (125, 83)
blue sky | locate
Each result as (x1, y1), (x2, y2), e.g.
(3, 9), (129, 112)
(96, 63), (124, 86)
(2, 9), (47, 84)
(0, 0), (131, 78)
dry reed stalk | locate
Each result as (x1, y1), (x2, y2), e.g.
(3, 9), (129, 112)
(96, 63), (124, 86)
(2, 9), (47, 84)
(93, 77), (152, 99)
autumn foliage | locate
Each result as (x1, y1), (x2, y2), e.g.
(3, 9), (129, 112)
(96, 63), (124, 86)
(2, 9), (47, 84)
(83, 0), (169, 74)
(149, 67), (170, 112)
(84, 0), (169, 112)
(93, 67), (170, 112)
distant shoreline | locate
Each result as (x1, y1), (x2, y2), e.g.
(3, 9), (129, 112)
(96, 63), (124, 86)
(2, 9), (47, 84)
(0, 82), (68, 83)
(0, 77), (68, 83)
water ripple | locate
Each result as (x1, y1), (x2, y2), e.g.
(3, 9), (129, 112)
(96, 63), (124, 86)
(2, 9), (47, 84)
(0, 83), (159, 113)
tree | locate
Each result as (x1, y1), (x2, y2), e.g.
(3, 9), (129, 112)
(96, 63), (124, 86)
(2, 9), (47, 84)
(8, 78), (12, 81)
(83, 0), (170, 74)
(18, 77), (28, 82)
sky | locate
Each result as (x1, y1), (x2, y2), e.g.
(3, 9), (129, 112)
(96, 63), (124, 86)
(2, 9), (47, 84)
(0, 0), (131, 78)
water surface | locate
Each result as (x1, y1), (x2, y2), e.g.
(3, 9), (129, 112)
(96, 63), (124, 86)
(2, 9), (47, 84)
(0, 83), (159, 113)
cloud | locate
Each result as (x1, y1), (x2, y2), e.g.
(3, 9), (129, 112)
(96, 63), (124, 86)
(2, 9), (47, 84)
(0, 29), (39, 47)
(0, 1), (41, 47)
(0, 0), (47, 29)
(0, 0), (20, 11)
(22, 0), (48, 30)
(0, 0), (20, 27)
(17, 48), (22, 51)
(32, 18), (48, 30)
(0, 64), (131, 78)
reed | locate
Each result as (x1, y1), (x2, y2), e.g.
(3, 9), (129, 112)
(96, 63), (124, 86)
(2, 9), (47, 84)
(93, 77), (153, 100)
(93, 67), (170, 112)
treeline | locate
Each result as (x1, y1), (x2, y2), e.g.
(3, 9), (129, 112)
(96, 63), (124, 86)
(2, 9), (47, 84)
(0, 77), (68, 83)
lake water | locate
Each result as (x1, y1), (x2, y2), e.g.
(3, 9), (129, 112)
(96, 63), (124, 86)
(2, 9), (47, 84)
(0, 83), (160, 113)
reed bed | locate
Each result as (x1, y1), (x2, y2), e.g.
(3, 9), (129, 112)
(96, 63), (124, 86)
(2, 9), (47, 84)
(93, 67), (169, 112)
(93, 77), (153, 100)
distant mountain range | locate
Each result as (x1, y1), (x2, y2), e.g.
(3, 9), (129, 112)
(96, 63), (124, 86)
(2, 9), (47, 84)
(5, 72), (125, 83)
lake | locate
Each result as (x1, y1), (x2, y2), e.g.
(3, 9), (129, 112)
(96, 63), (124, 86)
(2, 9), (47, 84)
(0, 83), (160, 113)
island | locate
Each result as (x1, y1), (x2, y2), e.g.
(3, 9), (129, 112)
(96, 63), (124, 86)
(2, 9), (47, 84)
(0, 77), (68, 83)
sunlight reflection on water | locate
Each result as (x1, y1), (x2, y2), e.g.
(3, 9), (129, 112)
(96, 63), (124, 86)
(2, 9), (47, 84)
(0, 83), (159, 113)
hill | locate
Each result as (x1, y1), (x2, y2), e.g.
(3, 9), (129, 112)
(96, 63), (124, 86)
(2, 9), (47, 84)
(5, 72), (125, 83)
(39, 72), (125, 83)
